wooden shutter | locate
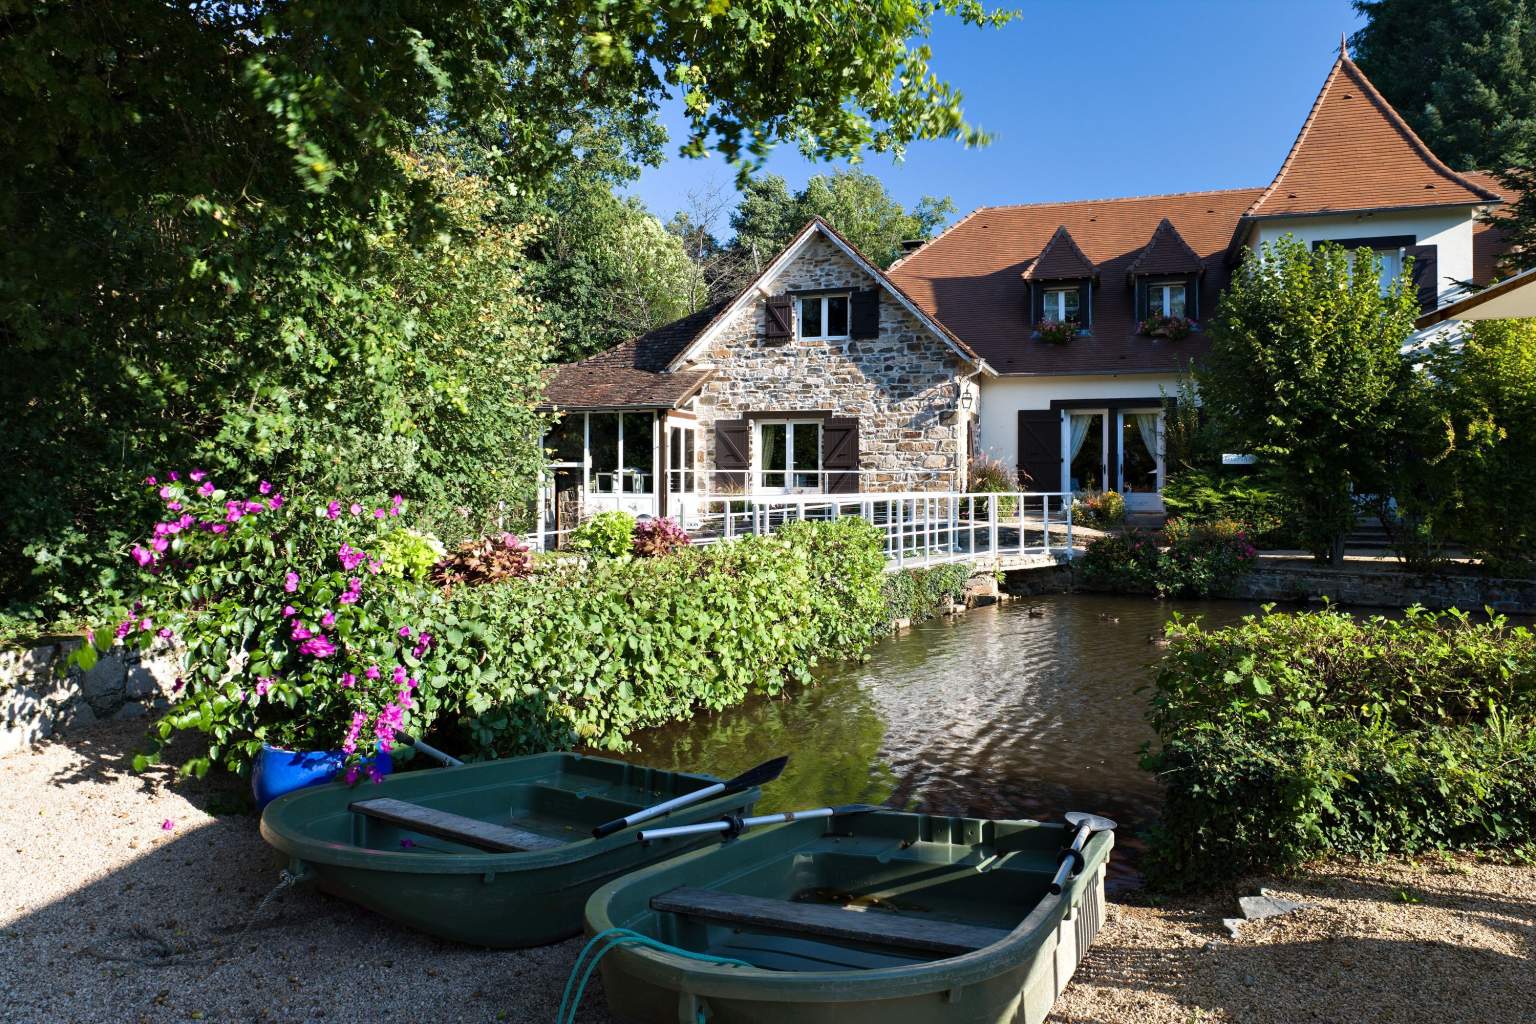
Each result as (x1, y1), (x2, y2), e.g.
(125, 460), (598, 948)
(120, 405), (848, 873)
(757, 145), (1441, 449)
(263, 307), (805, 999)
(1077, 281), (1092, 328)
(1029, 283), (1043, 325)
(1185, 273), (1200, 320)
(850, 288), (880, 339)
(1408, 244), (1438, 313)
(1133, 279), (1148, 322)
(764, 294), (793, 340)
(1016, 410), (1061, 492)
(713, 419), (750, 489)
(822, 418), (860, 493)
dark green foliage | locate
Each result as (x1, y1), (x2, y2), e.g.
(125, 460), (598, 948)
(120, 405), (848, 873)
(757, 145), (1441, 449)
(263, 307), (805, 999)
(453, 520), (891, 755)
(1162, 470), (1296, 547)
(0, 0), (1013, 635)
(1394, 318), (1536, 574)
(1144, 607), (1536, 888)
(1200, 239), (1420, 564)
(881, 564), (973, 623)
(567, 511), (638, 560)
(1078, 523), (1257, 599)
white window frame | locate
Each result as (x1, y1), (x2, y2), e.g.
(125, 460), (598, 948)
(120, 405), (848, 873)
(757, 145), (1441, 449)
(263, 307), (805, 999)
(797, 293), (851, 340)
(755, 419), (824, 493)
(1042, 287), (1081, 322)
(1146, 281), (1188, 318)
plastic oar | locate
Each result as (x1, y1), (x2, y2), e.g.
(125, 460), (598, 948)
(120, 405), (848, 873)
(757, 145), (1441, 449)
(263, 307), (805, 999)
(635, 803), (881, 843)
(397, 733), (464, 768)
(1047, 811), (1117, 895)
(591, 756), (788, 839)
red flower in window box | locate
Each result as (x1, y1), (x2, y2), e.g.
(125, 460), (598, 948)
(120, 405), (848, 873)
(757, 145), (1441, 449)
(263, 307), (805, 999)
(1139, 313), (1194, 340)
(1035, 319), (1079, 345)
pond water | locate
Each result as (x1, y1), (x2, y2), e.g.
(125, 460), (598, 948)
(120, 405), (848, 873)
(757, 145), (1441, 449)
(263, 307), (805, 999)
(622, 592), (1263, 889)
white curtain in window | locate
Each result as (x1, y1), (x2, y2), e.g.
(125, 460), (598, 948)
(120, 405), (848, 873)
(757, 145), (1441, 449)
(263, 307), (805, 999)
(1133, 413), (1161, 461)
(1068, 414), (1094, 462)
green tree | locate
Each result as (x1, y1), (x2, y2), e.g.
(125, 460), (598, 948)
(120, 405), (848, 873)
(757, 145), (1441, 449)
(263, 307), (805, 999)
(1351, 0), (1536, 266)
(1200, 238), (1420, 565)
(728, 169), (956, 281)
(1407, 317), (1536, 572)
(0, 1), (1014, 627)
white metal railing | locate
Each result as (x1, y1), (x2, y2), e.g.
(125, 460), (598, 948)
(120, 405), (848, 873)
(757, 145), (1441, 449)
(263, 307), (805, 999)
(532, 487), (1075, 569)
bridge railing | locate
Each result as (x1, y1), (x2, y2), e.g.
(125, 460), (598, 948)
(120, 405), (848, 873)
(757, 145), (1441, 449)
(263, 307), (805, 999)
(534, 489), (1075, 568)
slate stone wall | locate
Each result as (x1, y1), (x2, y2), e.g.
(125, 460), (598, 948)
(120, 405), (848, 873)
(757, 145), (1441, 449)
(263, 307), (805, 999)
(1, 640), (179, 755)
(691, 235), (969, 490)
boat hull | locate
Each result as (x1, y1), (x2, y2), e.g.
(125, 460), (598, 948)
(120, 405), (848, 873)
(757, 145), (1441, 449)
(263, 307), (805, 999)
(584, 811), (1112, 1024)
(259, 751), (759, 948)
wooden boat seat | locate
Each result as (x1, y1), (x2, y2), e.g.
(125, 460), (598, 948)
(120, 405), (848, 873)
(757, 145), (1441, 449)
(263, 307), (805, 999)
(349, 798), (566, 853)
(650, 886), (1012, 957)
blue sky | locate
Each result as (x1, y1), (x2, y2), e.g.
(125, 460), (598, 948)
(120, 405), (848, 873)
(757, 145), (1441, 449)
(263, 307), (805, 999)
(624, 0), (1367, 234)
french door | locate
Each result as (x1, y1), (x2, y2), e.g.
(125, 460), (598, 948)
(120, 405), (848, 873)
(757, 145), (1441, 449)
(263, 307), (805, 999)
(756, 420), (822, 492)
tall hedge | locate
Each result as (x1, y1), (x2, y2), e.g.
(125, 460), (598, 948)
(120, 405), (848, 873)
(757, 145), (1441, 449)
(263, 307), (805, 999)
(1144, 607), (1536, 888)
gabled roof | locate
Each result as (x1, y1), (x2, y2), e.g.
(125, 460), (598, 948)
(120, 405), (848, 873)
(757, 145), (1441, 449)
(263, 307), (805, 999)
(889, 187), (1260, 375)
(1245, 43), (1503, 220)
(541, 304), (720, 410)
(666, 216), (991, 374)
(1020, 225), (1096, 281)
(1126, 218), (1204, 277)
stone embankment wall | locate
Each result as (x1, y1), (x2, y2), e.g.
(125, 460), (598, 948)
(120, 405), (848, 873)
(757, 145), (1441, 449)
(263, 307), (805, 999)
(1230, 564), (1536, 614)
(1, 640), (179, 755)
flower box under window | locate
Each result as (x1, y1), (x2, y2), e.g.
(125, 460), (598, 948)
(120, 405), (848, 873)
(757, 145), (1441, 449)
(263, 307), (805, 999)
(1139, 313), (1194, 340)
(1035, 319), (1080, 345)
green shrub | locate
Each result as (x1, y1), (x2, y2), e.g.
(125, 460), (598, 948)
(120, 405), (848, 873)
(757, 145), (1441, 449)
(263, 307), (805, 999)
(450, 519), (890, 756)
(1072, 490), (1125, 529)
(567, 510), (636, 559)
(968, 456), (1019, 517)
(1076, 530), (1160, 593)
(882, 563), (972, 623)
(1161, 470), (1294, 545)
(377, 529), (447, 581)
(1143, 607), (1536, 888)
(1158, 518), (1258, 598)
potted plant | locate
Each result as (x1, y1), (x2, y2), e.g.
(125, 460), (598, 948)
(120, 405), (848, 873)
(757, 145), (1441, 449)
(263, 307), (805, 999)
(1035, 318), (1079, 345)
(1139, 313), (1194, 340)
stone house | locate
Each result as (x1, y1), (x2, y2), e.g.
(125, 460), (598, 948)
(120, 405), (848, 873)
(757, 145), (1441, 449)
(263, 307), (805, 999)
(542, 41), (1521, 529)
(541, 218), (993, 530)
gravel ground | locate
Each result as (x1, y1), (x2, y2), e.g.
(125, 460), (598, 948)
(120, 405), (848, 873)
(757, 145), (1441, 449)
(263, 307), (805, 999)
(4, 721), (1533, 1024)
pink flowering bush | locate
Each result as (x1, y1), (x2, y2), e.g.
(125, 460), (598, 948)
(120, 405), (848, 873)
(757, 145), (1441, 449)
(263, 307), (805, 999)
(631, 517), (691, 558)
(1035, 319), (1079, 345)
(76, 472), (463, 777)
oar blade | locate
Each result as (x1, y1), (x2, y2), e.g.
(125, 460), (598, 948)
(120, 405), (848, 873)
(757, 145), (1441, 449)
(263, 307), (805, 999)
(724, 755), (789, 793)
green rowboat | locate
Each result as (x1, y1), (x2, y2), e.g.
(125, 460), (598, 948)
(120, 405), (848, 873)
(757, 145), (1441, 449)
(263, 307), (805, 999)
(258, 752), (761, 948)
(582, 810), (1113, 1024)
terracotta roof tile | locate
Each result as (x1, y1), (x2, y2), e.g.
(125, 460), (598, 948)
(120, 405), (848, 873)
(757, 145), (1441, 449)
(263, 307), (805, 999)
(889, 188), (1262, 375)
(1246, 52), (1502, 219)
(541, 304), (720, 410)
(1021, 225), (1096, 280)
(1126, 218), (1204, 277)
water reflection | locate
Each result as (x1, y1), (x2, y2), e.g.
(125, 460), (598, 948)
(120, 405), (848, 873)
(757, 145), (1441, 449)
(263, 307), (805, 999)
(622, 592), (1259, 888)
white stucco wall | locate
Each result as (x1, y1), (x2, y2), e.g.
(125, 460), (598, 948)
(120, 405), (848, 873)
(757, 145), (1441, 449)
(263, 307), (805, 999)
(975, 372), (1184, 477)
(1248, 208), (1478, 307)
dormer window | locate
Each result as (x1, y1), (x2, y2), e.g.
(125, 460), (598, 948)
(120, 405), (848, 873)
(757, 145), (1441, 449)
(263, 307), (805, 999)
(1042, 287), (1080, 322)
(1146, 281), (1187, 318)
(799, 294), (850, 340)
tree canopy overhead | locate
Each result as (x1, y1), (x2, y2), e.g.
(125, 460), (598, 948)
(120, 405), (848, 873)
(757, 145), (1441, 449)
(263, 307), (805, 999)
(0, 0), (1016, 628)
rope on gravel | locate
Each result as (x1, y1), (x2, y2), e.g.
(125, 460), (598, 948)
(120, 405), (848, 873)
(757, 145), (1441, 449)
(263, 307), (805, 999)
(555, 928), (751, 1024)
(79, 870), (300, 972)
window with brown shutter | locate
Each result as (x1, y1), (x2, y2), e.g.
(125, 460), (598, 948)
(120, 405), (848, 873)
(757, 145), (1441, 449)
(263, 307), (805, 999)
(764, 294), (793, 339)
(821, 418), (860, 493)
(850, 289), (880, 338)
(713, 419), (750, 490)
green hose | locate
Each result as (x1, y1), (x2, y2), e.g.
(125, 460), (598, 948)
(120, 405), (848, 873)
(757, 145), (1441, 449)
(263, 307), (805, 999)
(555, 927), (751, 1024)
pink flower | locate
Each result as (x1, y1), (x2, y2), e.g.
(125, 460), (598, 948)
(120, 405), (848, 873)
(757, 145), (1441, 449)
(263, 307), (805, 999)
(321, 610), (336, 628)
(158, 486), (174, 500)
(365, 665), (381, 680)
(345, 765), (360, 785)
(412, 633), (433, 658)
(157, 627), (173, 639)
(114, 620), (134, 640)
(340, 672), (356, 688)
(267, 494), (284, 510)
(284, 571), (299, 593)
(144, 476), (157, 486)
(152, 537), (169, 552)
(225, 501), (245, 522)
(139, 617), (153, 631)
(166, 501), (182, 512)
(368, 765), (383, 784)
(131, 545), (154, 567)
(161, 819), (175, 831)
(282, 605), (297, 618)
(373, 508), (385, 519)
(326, 501), (341, 520)
(290, 620), (312, 641)
(398, 626), (413, 640)
(299, 635), (336, 658)
(189, 469), (207, 483)
(255, 676), (273, 697)
(197, 482), (215, 497)
(368, 560), (383, 575)
(338, 577), (363, 605)
(338, 543), (366, 571)
(392, 665), (408, 686)
(342, 710), (367, 755)
(242, 500), (263, 515)
(349, 503), (363, 516)
(258, 480), (272, 495)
